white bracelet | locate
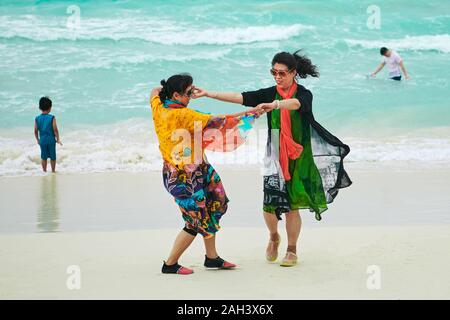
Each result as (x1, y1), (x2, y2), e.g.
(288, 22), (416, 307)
(276, 100), (280, 109)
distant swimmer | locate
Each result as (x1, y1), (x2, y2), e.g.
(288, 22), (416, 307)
(371, 47), (410, 81)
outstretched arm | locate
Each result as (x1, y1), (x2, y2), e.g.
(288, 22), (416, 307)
(213, 105), (265, 118)
(255, 99), (301, 113)
(371, 61), (386, 77)
(192, 87), (243, 104)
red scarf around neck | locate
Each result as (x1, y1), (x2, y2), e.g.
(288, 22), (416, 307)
(275, 82), (303, 181)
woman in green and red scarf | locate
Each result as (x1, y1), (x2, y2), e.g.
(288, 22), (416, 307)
(192, 50), (352, 267)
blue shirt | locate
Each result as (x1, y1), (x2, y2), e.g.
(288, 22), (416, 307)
(35, 113), (55, 144)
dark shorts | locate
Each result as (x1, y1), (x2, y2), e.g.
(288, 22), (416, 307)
(391, 76), (402, 81)
(40, 142), (56, 160)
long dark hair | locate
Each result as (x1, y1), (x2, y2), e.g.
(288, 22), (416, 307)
(159, 73), (193, 101)
(272, 50), (319, 78)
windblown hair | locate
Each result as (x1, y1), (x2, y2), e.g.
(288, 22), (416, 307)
(272, 50), (319, 78)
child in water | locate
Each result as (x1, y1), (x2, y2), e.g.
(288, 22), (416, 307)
(34, 97), (62, 173)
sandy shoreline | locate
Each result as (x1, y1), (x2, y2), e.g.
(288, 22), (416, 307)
(1, 164), (449, 299)
(0, 225), (449, 299)
(1, 164), (449, 233)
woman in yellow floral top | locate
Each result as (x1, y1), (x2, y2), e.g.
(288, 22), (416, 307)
(150, 74), (262, 275)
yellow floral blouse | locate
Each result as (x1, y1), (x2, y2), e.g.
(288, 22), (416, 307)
(150, 95), (212, 167)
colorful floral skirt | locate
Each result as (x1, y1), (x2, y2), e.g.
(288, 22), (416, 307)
(162, 161), (229, 238)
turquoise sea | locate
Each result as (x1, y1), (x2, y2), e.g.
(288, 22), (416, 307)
(1, 0), (450, 175)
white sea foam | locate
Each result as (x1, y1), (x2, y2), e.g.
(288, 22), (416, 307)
(0, 15), (310, 45)
(345, 137), (450, 163)
(1, 120), (450, 177)
(345, 34), (450, 53)
(0, 119), (162, 176)
(0, 45), (232, 73)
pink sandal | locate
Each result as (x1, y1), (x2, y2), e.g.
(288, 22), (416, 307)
(162, 261), (194, 275)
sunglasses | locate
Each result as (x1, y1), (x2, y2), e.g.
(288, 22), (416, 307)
(184, 87), (195, 97)
(270, 68), (294, 78)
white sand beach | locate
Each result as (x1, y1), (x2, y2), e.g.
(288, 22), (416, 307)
(1, 165), (449, 299)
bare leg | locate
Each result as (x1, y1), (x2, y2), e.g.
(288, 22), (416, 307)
(203, 235), (218, 259)
(285, 210), (302, 254)
(203, 234), (236, 268)
(264, 211), (280, 241)
(165, 230), (196, 265)
(41, 160), (48, 172)
(264, 211), (280, 260)
(50, 160), (56, 173)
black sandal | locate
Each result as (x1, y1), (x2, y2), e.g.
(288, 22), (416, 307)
(204, 255), (236, 269)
